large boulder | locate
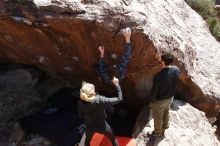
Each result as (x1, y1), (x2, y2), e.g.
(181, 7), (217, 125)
(133, 100), (220, 146)
(0, 0), (219, 116)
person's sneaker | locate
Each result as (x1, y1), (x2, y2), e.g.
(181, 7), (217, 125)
(152, 131), (162, 137)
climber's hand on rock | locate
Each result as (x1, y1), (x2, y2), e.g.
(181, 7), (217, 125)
(123, 27), (131, 43)
(112, 77), (119, 86)
(98, 46), (105, 58)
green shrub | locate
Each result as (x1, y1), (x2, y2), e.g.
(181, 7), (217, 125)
(186, 0), (220, 40)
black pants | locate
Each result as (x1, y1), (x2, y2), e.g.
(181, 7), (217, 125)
(85, 122), (119, 146)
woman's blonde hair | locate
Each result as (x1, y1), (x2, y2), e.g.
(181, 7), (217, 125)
(80, 82), (96, 102)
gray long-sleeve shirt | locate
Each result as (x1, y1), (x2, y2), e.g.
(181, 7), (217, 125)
(77, 85), (122, 126)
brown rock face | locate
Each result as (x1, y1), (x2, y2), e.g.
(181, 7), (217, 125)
(0, 0), (220, 116)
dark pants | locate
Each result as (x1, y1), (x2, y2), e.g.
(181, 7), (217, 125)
(85, 122), (119, 146)
(98, 43), (132, 85)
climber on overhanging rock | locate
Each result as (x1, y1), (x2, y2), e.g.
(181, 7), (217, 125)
(148, 52), (180, 137)
(77, 77), (122, 146)
(93, 27), (132, 85)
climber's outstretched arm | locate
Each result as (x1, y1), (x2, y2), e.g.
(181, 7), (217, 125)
(117, 27), (132, 81)
(98, 46), (112, 85)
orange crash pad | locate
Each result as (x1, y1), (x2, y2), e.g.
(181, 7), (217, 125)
(90, 133), (136, 146)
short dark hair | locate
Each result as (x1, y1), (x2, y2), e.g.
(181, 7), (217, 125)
(161, 53), (174, 65)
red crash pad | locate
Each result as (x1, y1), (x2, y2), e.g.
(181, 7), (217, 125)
(90, 133), (136, 146)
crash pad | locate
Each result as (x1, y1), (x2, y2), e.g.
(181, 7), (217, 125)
(90, 133), (136, 146)
(20, 88), (84, 146)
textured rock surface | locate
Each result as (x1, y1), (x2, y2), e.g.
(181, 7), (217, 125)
(0, 64), (66, 146)
(0, 66), (65, 123)
(0, 0), (219, 115)
(133, 100), (220, 146)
